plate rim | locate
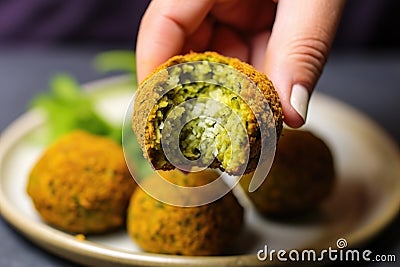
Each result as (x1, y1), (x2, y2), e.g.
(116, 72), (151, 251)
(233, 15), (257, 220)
(1, 76), (400, 267)
(0, 76), (264, 267)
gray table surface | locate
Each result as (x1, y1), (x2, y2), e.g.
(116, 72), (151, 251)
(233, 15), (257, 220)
(0, 46), (399, 266)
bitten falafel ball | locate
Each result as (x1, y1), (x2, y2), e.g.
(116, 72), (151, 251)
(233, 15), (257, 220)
(27, 130), (136, 234)
(127, 169), (244, 255)
(240, 129), (335, 218)
(132, 51), (283, 175)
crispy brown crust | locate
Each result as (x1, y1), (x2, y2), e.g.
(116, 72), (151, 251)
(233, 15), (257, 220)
(132, 51), (283, 174)
(126, 169), (244, 255)
(27, 130), (136, 234)
(240, 129), (335, 217)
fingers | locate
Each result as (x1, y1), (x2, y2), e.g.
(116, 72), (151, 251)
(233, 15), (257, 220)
(265, 0), (345, 128)
(181, 17), (214, 54)
(211, 0), (275, 32)
(249, 30), (271, 72)
(136, 0), (215, 82)
(137, 0), (345, 129)
(210, 25), (249, 62)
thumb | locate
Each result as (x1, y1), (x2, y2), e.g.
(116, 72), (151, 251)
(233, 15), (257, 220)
(265, 0), (345, 128)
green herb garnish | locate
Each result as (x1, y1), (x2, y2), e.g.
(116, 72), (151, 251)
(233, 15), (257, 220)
(93, 50), (136, 76)
(30, 50), (138, 144)
(31, 74), (122, 143)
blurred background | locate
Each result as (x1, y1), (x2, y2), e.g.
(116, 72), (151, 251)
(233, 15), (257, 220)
(0, 0), (399, 49)
(0, 0), (399, 267)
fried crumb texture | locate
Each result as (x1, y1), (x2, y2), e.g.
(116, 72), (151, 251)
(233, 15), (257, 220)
(133, 51), (283, 175)
(240, 128), (336, 218)
(127, 169), (244, 255)
(27, 130), (136, 234)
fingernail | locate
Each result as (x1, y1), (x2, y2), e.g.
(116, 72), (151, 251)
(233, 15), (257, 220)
(290, 84), (309, 122)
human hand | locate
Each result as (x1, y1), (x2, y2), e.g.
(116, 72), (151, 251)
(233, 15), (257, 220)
(136, 0), (345, 128)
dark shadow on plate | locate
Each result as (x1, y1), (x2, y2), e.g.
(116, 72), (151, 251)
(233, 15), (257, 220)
(254, 176), (373, 229)
(225, 222), (265, 255)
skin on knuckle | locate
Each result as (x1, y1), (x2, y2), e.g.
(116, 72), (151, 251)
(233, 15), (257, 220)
(286, 34), (330, 82)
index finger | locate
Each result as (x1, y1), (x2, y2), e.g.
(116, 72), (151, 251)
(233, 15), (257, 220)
(136, 0), (215, 82)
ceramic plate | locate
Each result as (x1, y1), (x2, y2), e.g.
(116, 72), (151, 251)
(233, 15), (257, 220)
(1, 76), (399, 266)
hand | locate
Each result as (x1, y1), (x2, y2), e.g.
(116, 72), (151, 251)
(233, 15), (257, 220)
(136, 0), (345, 128)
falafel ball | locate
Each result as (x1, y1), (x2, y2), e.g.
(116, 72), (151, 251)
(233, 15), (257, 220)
(127, 169), (244, 255)
(132, 51), (283, 175)
(27, 130), (136, 234)
(240, 129), (335, 218)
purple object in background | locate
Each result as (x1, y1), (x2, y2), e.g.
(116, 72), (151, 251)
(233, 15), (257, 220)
(335, 0), (400, 49)
(0, 0), (150, 45)
(0, 0), (398, 48)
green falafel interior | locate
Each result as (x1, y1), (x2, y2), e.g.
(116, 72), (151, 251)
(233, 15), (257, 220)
(131, 52), (282, 178)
